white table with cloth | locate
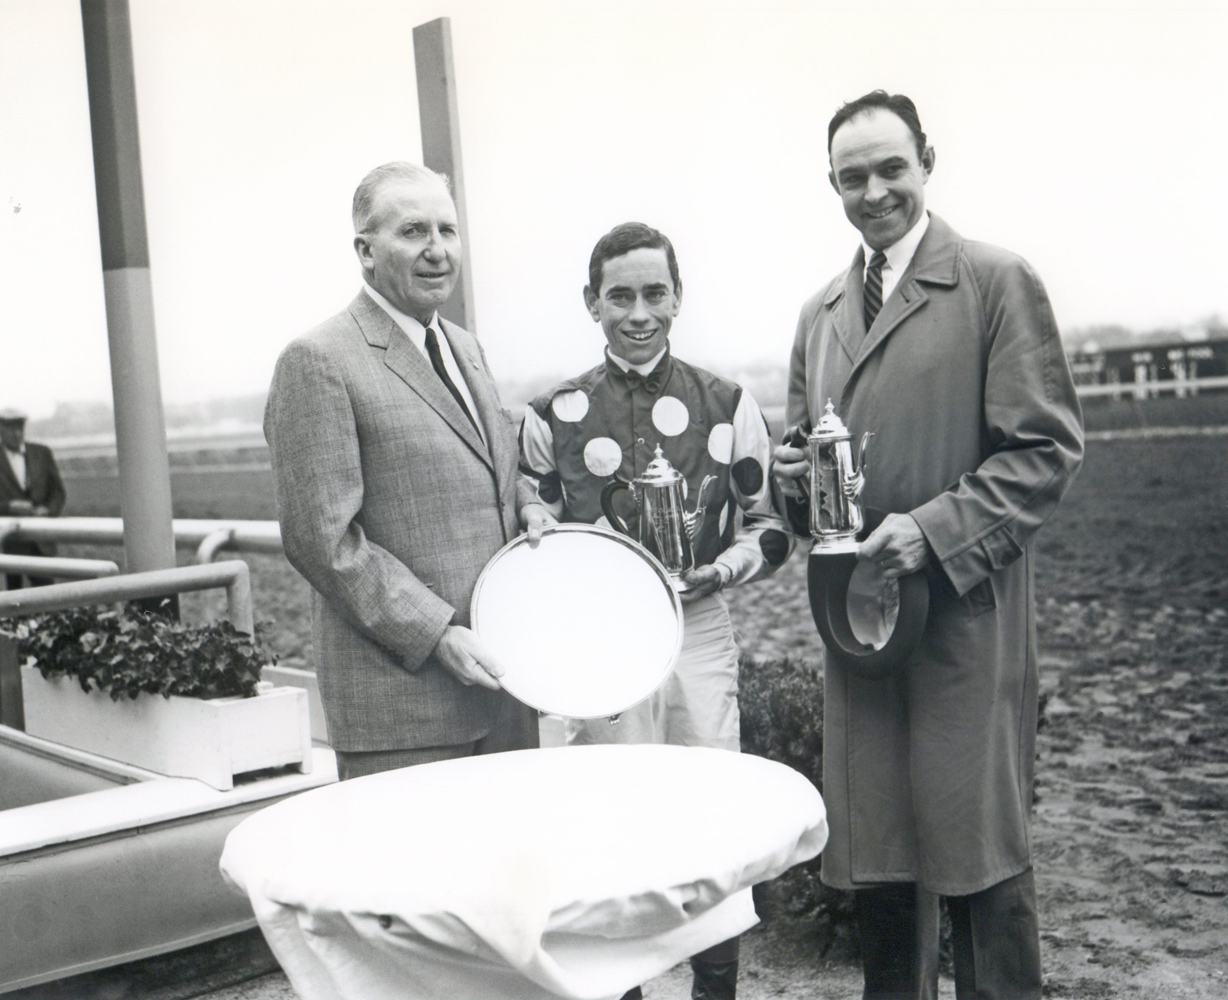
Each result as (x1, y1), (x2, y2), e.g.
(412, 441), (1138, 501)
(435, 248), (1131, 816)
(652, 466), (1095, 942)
(220, 744), (827, 1000)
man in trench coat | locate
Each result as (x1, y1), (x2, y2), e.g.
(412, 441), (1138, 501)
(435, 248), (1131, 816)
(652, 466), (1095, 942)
(265, 163), (539, 780)
(775, 92), (1083, 999)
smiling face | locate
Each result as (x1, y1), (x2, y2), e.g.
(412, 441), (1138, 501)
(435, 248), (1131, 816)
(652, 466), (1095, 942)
(829, 108), (934, 251)
(584, 247), (682, 367)
(353, 175), (461, 324)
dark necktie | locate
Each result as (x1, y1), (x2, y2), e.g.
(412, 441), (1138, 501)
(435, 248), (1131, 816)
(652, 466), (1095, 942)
(863, 250), (887, 330)
(423, 324), (478, 432)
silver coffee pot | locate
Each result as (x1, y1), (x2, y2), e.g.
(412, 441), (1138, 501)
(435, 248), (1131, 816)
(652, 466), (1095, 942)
(600, 446), (716, 590)
(807, 400), (873, 554)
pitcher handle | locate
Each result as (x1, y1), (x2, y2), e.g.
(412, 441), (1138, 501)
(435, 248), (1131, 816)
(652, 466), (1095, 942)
(857, 431), (874, 476)
(685, 475), (718, 542)
(782, 423), (812, 499)
(599, 478), (635, 537)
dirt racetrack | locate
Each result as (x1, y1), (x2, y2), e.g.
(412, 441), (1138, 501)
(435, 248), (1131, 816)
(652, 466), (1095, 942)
(54, 430), (1228, 998)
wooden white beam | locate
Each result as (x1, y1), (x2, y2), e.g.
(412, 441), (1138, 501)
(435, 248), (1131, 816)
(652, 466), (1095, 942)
(414, 17), (476, 331)
(80, 0), (176, 583)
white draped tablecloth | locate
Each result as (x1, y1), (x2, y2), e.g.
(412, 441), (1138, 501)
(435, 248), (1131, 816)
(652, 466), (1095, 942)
(220, 744), (827, 1000)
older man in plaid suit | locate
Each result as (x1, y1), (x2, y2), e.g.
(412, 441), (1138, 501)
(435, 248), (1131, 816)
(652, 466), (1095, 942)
(265, 163), (540, 780)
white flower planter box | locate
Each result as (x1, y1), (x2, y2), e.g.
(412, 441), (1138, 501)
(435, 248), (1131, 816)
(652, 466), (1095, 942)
(20, 665), (313, 791)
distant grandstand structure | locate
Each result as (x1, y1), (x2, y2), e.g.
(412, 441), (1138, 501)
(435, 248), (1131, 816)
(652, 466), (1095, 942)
(1067, 334), (1228, 399)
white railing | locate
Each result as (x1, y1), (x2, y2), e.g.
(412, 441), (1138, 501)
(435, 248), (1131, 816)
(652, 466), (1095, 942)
(0, 561), (255, 635)
(0, 517), (282, 564)
(1075, 374), (1228, 399)
(0, 555), (120, 580)
(761, 375), (1228, 426)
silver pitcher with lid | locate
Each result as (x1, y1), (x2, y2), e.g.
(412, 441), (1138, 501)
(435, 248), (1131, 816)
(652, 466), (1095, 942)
(600, 446), (716, 590)
(807, 399), (873, 554)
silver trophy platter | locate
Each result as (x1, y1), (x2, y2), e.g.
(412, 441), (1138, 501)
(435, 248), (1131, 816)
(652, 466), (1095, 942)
(470, 523), (684, 719)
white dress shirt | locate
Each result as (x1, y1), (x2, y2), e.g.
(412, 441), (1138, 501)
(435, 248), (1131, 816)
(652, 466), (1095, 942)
(363, 284), (487, 445)
(862, 211), (930, 308)
(4, 447), (26, 490)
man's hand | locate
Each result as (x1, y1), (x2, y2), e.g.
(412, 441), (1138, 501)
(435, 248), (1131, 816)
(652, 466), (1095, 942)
(8, 500), (34, 515)
(521, 503), (558, 548)
(858, 513), (932, 579)
(32, 505), (49, 517)
(679, 564), (724, 604)
(433, 625), (505, 690)
(772, 443), (809, 497)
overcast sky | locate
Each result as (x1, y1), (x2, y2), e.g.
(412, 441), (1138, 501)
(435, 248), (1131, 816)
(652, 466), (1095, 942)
(2, 0), (1226, 418)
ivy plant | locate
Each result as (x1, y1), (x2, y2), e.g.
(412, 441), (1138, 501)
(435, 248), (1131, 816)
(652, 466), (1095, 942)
(2, 606), (272, 701)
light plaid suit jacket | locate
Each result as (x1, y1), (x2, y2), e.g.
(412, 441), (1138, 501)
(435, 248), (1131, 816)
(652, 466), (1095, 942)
(265, 291), (527, 752)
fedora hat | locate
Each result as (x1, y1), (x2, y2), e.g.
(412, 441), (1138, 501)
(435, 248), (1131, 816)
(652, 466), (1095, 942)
(807, 507), (930, 679)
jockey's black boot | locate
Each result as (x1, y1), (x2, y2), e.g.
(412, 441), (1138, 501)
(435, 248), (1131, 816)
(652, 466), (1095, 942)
(690, 935), (740, 999)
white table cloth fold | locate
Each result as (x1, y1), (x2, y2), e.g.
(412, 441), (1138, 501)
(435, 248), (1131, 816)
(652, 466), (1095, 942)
(221, 745), (827, 1000)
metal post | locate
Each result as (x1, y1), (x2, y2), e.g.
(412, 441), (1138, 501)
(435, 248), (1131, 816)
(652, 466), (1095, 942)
(0, 637), (23, 730)
(80, 0), (177, 586)
(414, 17), (475, 331)
(0, 555), (121, 580)
(0, 562), (255, 636)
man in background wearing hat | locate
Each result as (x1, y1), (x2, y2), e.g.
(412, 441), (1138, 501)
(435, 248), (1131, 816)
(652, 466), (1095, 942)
(774, 91), (1083, 999)
(0, 409), (66, 589)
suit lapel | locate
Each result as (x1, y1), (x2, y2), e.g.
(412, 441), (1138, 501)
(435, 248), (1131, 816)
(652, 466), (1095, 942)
(23, 447), (43, 495)
(384, 327), (491, 463)
(851, 278), (929, 374)
(439, 320), (499, 433)
(350, 291), (492, 468)
(846, 214), (962, 382)
(0, 449), (24, 496)
(832, 250), (867, 364)
(440, 319), (509, 476)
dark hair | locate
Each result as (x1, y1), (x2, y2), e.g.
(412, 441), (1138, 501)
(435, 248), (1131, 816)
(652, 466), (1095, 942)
(827, 90), (927, 161)
(587, 222), (681, 294)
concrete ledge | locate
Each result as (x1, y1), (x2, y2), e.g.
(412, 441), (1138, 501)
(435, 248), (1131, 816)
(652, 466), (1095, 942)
(1, 729), (335, 857)
(0, 729), (335, 993)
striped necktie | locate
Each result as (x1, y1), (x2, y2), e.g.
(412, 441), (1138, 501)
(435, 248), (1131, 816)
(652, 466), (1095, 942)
(863, 250), (887, 330)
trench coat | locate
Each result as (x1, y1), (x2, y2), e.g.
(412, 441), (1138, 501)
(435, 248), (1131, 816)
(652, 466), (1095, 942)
(786, 214), (1083, 895)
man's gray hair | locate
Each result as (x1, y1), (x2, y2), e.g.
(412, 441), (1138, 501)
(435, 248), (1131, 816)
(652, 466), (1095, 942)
(352, 162), (452, 234)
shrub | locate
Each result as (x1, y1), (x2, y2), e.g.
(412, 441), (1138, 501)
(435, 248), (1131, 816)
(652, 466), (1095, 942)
(3, 606), (271, 702)
(738, 652), (858, 959)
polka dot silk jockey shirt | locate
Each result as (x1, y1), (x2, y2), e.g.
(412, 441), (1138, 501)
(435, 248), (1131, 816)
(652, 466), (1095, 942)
(520, 348), (792, 585)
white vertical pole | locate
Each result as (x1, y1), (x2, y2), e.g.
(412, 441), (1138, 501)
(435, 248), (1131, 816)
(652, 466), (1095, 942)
(414, 17), (475, 332)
